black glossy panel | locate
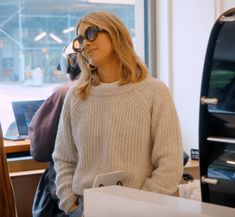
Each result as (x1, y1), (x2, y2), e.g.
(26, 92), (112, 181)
(199, 8), (235, 208)
(208, 22), (235, 113)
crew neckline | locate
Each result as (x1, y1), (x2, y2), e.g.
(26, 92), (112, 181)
(89, 77), (151, 96)
(98, 81), (119, 87)
(90, 81), (134, 96)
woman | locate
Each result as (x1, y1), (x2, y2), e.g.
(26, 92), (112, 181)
(53, 11), (183, 216)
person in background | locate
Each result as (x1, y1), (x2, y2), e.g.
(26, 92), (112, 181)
(53, 11), (183, 217)
(28, 42), (81, 217)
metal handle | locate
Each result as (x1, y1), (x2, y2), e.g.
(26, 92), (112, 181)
(201, 176), (218, 185)
(220, 15), (235, 23)
(201, 96), (218, 105)
(207, 137), (235, 144)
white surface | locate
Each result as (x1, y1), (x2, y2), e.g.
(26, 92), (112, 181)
(84, 186), (235, 217)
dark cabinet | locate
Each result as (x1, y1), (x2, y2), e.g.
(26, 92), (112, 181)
(199, 8), (235, 208)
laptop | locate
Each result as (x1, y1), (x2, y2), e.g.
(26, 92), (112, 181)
(4, 100), (44, 141)
(92, 170), (124, 188)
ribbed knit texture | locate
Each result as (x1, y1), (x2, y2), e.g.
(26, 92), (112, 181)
(53, 76), (183, 212)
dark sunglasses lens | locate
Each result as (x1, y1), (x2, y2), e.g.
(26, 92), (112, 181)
(86, 27), (99, 41)
(72, 37), (83, 52)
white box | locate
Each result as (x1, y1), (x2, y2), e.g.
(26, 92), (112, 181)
(84, 186), (235, 217)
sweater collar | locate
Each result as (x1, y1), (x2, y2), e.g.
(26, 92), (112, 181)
(90, 81), (136, 96)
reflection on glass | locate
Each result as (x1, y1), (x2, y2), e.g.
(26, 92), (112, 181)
(208, 22), (235, 113)
(208, 144), (235, 180)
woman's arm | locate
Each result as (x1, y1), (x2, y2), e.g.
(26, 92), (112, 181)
(142, 82), (183, 195)
(52, 90), (79, 213)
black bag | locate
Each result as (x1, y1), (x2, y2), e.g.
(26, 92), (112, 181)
(32, 165), (68, 217)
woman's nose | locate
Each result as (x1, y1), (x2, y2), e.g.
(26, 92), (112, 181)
(83, 39), (91, 49)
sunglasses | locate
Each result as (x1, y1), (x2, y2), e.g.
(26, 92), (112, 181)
(72, 26), (105, 53)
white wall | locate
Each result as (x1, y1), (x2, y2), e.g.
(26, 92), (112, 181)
(156, 0), (235, 154)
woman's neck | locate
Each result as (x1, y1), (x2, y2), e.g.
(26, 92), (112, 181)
(98, 57), (121, 83)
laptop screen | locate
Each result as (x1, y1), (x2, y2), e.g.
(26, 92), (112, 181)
(11, 100), (44, 136)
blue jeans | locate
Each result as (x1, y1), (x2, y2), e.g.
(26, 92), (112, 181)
(68, 197), (83, 217)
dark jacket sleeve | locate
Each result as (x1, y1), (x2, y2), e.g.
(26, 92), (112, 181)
(28, 86), (68, 162)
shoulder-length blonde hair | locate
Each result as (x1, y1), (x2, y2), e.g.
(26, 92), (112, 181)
(74, 11), (148, 100)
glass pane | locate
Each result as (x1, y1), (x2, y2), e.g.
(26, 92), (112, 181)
(0, 0), (139, 134)
(0, 0), (135, 85)
(208, 22), (235, 113)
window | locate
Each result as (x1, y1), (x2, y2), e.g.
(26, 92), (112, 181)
(0, 0), (145, 134)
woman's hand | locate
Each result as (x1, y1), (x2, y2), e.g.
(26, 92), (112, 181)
(69, 202), (79, 213)
(68, 203), (83, 217)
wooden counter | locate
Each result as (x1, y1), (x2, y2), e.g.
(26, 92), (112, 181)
(4, 139), (30, 154)
(184, 159), (200, 180)
(8, 156), (48, 172)
(4, 139), (48, 217)
(4, 139), (48, 172)
(185, 159), (199, 168)
(11, 169), (45, 217)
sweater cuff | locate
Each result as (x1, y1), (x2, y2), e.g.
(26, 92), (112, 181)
(60, 193), (78, 213)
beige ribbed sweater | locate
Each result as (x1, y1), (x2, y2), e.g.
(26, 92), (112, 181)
(53, 76), (183, 212)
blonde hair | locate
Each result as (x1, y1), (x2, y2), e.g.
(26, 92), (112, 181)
(74, 11), (148, 100)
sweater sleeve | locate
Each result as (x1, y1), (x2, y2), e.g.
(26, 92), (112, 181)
(28, 88), (66, 162)
(142, 82), (183, 195)
(52, 90), (79, 213)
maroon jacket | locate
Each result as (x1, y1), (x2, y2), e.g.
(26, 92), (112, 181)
(29, 81), (77, 162)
